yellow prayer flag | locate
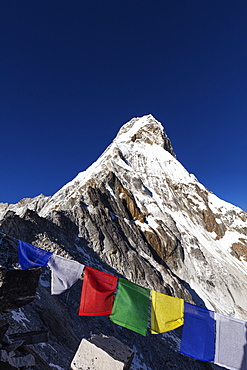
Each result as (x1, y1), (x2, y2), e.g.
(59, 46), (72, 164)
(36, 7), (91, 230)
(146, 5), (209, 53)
(151, 290), (184, 334)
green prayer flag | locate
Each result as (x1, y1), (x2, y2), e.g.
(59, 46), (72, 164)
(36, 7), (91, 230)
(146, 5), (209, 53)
(110, 278), (150, 336)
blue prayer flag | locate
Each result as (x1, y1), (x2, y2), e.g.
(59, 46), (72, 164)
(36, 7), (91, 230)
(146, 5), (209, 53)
(18, 240), (53, 270)
(180, 302), (215, 361)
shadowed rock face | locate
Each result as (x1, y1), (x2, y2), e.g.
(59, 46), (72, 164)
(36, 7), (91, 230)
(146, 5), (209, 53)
(0, 235), (42, 313)
(0, 268), (42, 312)
(0, 115), (246, 369)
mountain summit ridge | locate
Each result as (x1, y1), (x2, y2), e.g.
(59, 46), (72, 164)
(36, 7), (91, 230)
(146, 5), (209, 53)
(114, 114), (176, 156)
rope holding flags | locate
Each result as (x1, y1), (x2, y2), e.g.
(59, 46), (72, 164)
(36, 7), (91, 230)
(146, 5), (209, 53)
(1, 232), (247, 369)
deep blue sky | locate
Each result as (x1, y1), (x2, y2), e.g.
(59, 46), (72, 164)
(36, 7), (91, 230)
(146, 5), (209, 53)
(1, 1), (247, 211)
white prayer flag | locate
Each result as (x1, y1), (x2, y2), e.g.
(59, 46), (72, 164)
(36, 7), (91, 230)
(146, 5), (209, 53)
(48, 254), (84, 295)
(215, 313), (247, 370)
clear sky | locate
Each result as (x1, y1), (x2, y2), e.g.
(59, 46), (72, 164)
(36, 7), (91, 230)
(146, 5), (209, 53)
(1, 1), (247, 211)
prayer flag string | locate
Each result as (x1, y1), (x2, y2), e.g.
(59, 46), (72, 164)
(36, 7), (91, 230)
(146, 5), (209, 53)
(1, 232), (247, 368)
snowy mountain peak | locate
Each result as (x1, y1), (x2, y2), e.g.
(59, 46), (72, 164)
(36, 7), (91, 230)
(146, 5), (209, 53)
(1, 115), (247, 369)
(1, 115), (247, 323)
(115, 114), (176, 157)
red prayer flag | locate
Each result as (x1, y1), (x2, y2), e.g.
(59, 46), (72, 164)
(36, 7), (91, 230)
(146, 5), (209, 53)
(79, 266), (118, 316)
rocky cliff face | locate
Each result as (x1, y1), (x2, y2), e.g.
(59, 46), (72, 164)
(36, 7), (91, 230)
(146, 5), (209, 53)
(0, 114), (246, 369)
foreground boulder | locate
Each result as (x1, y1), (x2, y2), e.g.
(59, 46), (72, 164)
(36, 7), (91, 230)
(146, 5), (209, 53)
(71, 334), (134, 370)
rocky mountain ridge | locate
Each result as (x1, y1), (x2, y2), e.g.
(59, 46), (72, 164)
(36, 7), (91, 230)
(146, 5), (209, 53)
(0, 114), (246, 369)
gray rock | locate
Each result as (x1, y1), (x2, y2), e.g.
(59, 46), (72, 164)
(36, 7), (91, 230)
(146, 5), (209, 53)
(71, 334), (134, 370)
